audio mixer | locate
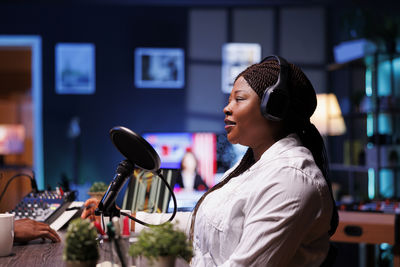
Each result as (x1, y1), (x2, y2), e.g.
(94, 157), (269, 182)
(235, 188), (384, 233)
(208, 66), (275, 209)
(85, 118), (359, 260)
(8, 190), (76, 225)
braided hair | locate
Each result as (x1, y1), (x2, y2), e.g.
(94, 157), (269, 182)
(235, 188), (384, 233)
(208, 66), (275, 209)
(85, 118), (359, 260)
(189, 57), (338, 241)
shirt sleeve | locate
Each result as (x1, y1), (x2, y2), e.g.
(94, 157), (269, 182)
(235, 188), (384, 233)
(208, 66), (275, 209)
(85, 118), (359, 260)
(135, 211), (193, 237)
(220, 167), (326, 266)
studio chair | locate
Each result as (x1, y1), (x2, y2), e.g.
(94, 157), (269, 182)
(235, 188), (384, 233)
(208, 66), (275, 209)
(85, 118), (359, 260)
(122, 168), (177, 213)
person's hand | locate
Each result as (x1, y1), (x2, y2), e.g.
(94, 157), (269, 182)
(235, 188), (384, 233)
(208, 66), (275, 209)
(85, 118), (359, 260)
(14, 218), (61, 243)
(81, 198), (101, 224)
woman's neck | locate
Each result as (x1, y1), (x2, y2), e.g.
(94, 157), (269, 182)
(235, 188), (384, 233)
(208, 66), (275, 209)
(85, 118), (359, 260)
(252, 141), (273, 162)
(251, 133), (286, 161)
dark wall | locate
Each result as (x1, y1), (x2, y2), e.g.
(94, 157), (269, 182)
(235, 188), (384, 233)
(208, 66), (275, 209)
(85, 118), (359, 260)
(0, 4), (188, 188)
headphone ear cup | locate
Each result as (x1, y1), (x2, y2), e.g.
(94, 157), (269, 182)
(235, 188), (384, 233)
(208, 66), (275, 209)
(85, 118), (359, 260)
(261, 85), (290, 121)
(259, 55), (290, 121)
(260, 86), (273, 119)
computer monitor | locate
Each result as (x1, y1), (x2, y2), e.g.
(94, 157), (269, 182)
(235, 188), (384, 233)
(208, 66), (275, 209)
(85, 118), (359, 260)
(0, 124), (25, 166)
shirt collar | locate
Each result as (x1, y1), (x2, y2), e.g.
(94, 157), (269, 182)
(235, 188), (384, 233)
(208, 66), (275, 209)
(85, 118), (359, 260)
(249, 133), (301, 171)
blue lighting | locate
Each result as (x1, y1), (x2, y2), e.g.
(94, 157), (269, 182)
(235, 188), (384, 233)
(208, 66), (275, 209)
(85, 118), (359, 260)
(380, 169), (394, 198)
(377, 60), (392, 96)
(368, 168), (375, 199)
(365, 67), (372, 97)
(378, 113), (392, 135)
(0, 36), (43, 189)
(367, 113), (374, 137)
(377, 57), (400, 96)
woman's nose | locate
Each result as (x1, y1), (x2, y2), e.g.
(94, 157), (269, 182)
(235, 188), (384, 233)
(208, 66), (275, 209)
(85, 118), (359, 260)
(223, 104), (232, 115)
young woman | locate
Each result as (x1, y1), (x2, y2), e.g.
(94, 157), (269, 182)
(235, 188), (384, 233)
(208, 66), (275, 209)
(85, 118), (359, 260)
(82, 55), (338, 266)
(175, 151), (209, 192)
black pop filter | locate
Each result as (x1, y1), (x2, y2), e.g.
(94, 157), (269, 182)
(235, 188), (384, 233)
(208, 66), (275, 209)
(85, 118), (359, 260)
(109, 126), (160, 172)
(104, 126), (177, 226)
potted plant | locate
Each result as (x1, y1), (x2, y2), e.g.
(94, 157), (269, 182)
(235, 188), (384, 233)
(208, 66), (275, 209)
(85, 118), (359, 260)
(129, 221), (193, 267)
(88, 181), (108, 201)
(63, 218), (99, 267)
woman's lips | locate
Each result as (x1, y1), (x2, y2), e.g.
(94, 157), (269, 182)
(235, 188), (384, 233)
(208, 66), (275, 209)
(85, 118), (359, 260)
(224, 125), (234, 133)
(224, 119), (236, 132)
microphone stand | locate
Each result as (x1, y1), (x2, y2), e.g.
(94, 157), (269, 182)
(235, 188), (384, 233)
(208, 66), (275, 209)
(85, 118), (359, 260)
(107, 222), (127, 267)
(95, 203), (121, 237)
(95, 203), (127, 267)
(95, 204), (120, 218)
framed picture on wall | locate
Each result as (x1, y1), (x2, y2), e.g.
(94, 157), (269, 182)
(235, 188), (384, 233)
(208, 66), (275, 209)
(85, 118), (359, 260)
(55, 43), (95, 94)
(221, 43), (261, 94)
(135, 47), (185, 89)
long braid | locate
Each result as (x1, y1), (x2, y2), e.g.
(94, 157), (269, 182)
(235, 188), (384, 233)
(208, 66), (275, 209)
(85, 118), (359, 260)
(295, 122), (338, 235)
(189, 148), (255, 241)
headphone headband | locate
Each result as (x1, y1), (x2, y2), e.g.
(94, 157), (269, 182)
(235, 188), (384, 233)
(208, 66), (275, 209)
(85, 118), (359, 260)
(260, 55), (288, 66)
(259, 55), (290, 121)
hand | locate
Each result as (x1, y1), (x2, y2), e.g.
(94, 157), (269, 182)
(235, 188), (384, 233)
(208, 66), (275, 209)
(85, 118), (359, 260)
(14, 218), (61, 243)
(81, 198), (101, 224)
(81, 198), (136, 233)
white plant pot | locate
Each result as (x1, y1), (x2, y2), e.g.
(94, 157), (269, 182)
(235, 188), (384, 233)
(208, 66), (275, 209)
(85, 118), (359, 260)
(136, 256), (176, 267)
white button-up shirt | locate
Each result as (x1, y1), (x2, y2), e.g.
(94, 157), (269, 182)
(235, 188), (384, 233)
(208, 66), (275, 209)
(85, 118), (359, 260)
(136, 134), (333, 266)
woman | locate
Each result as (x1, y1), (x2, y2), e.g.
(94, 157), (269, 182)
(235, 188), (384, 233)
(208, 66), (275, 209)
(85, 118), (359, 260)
(83, 55), (338, 266)
(175, 151), (209, 192)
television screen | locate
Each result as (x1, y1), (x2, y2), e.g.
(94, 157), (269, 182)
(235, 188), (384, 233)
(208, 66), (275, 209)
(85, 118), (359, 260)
(142, 132), (216, 186)
(142, 132), (247, 186)
(143, 131), (247, 212)
(0, 124), (25, 155)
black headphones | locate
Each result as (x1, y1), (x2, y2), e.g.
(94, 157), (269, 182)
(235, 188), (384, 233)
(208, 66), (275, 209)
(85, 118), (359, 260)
(260, 55), (290, 121)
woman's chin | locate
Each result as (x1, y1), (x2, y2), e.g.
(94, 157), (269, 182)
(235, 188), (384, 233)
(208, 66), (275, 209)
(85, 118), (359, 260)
(227, 135), (238, 145)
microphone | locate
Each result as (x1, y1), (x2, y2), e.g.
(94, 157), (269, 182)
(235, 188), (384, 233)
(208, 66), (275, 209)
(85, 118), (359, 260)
(96, 126), (177, 226)
(96, 159), (134, 215)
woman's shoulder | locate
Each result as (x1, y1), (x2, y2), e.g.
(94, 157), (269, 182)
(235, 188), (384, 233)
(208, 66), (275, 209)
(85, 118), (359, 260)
(251, 145), (328, 197)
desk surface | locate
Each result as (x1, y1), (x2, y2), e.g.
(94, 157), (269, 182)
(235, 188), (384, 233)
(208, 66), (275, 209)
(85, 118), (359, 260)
(0, 237), (68, 267)
(0, 232), (189, 267)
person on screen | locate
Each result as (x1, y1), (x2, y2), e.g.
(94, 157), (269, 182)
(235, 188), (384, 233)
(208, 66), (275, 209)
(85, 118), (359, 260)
(175, 151), (209, 192)
(82, 55), (338, 266)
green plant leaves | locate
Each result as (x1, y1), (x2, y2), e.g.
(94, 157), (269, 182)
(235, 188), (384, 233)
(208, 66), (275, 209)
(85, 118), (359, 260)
(63, 218), (99, 262)
(129, 221), (193, 262)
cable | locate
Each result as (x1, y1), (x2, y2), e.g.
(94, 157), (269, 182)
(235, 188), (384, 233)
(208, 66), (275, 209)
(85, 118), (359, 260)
(157, 169), (177, 222)
(30, 169), (38, 193)
(0, 173), (35, 204)
(119, 169), (177, 227)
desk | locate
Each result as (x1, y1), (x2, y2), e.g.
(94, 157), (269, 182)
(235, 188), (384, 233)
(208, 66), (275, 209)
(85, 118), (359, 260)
(331, 211), (400, 267)
(0, 232), (189, 267)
